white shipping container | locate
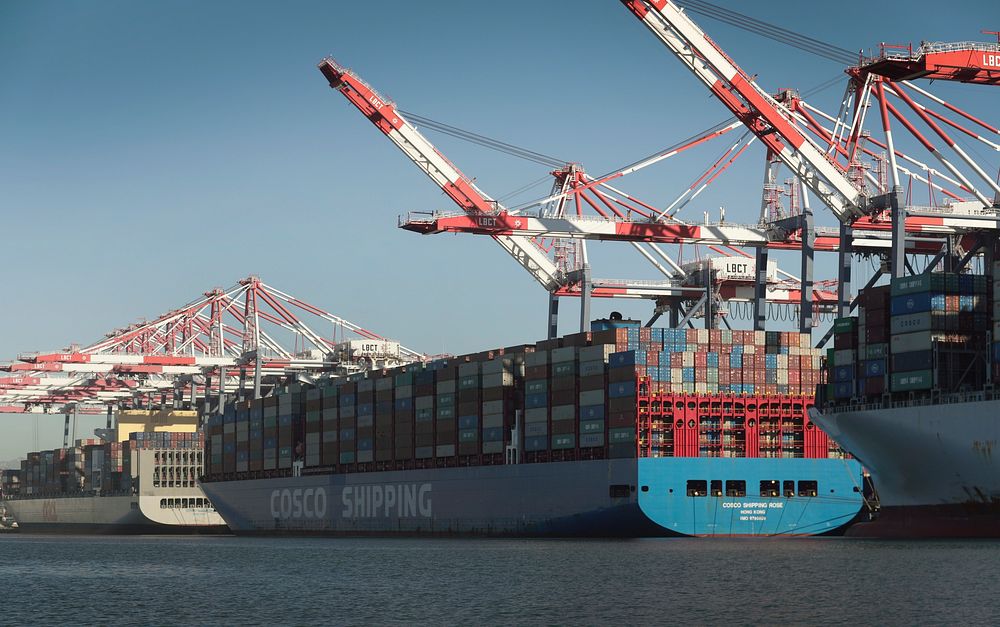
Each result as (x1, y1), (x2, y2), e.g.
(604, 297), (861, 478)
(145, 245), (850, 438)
(458, 362), (480, 376)
(890, 312), (940, 335)
(395, 385), (413, 398)
(525, 408), (548, 423)
(435, 380), (456, 394)
(890, 331), (936, 354)
(551, 346), (579, 364)
(551, 404), (576, 421)
(481, 359), (513, 376)
(483, 441), (504, 454)
(481, 372), (512, 388)
(834, 349), (856, 366)
(525, 422), (548, 437)
(524, 350), (549, 367)
(579, 361), (605, 377)
(481, 400), (505, 415)
(482, 414), (504, 429)
(579, 344), (614, 362)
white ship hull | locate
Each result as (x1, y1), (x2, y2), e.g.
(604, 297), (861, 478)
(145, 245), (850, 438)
(812, 397), (1000, 537)
(2, 494), (228, 534)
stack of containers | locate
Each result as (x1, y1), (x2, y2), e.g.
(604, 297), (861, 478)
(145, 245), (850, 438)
(858, 285), (891, 397)
(262, 395), (278, 471)
(356, 379), (374, 464)
(481, 357), (515, 458)
(578, 344), (612, 453)
(414, 369), (435, 460)
(222, 403), (236, 474)
(831, 317), (858, 400)
(549, 346), (578, 456)
(304, 387), (322, 468)
(102, 441), (123, 492)
(338, 382), (357, 465)
(888, 273), (987, 392)
(374, 375), (393, 464)
(83, 443), (104, 492)
(321, 384), (338, 467)
(607, 351), (639, 458)
(394, 368), (415, 463)
(523, 351), (549, 457)
(249, 400), (263, 472)
(0, 469), (20, 497)
(64, 446), (84, 492)
(207, 414), (223, 475)
(276, 385), (300, 469)
(994, 261), (1000, 382)
(435, 366), (457, 459)
(457, 361), (481, 458)
(236, 401), (250, 473)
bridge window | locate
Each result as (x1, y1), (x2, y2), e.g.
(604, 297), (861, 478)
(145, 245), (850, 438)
(710, 480), (723, 497)
(687, 480), (707, 497)
(760, 480), (780, 497)
(725, 480), (746, 497)
(798, 480), (818, 497)
(783, 480), (795, 498)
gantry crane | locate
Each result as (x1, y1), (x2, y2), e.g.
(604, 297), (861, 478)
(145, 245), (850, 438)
(1, 276), (423, 435)
(319, 58), (845, 336)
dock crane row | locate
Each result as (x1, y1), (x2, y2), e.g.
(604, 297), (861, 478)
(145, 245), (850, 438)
(320, 1), (999, 342)
(4, 2), (996, 435)
(0, 277), (424, 425)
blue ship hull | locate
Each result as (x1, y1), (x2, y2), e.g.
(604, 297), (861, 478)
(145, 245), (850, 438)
(201, 457), (864, 537)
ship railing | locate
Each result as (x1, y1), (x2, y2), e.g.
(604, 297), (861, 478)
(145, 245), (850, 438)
(919, 41), (1000, 54)
(832, 385), (995, 413)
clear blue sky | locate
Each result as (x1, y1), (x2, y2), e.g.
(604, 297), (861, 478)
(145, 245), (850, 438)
(1, 0), (996, 459)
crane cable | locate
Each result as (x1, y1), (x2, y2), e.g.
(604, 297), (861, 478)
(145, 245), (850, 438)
(400, 110), (566, 168)
(674, 0), (858, 65)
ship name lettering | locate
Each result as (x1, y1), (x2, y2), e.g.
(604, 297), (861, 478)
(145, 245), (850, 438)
(269, 487), (328, 520)
(341, 483), (432, 519)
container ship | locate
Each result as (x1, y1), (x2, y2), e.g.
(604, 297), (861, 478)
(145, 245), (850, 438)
(201, 319), (865, 537)
(814, 267), (1000, 538)
(1, 410), (227, 534)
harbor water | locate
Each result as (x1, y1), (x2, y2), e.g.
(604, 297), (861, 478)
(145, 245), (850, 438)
(2, 535), (999, 624)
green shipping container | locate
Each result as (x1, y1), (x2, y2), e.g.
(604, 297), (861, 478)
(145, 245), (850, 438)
(891, 369), (934, 392)
(890, 273), (946, 297)
(833, 317), (858, 334)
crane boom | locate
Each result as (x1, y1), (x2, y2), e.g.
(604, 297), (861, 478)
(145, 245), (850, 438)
(317, 58), (562, 290)
(620, 0), (869, 223)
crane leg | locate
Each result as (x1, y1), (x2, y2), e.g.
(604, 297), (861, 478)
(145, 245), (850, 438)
(547, 293), (559, 339)
(754, 247), (768, 331)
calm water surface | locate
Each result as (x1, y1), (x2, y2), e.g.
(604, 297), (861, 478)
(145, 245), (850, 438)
(1, 534), (998, 625)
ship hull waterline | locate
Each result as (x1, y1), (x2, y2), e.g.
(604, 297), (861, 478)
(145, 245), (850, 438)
(811, 399), (1000, 539)
(201, 457), (865, 538)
